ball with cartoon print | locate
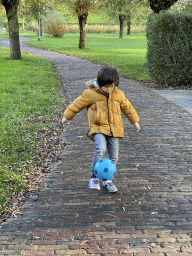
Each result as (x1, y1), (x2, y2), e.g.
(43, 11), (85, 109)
(94, 158), (116, 181)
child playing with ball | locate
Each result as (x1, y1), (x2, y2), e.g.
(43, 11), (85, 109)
(62, 67), (140, 192)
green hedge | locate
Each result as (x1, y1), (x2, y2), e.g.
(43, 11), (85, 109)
(146, 11), (192, 86)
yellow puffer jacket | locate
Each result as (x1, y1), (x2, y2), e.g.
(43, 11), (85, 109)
(63, 82), (140, 140)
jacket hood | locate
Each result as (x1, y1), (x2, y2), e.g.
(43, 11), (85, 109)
(86, 79), (99, 89)
(86, 79), (118, 97)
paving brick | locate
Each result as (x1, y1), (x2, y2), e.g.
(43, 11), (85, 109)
(131, 233), (157, 238)
(177, 238), (192, 243)
(55, 249), (87, 255)
(100, 243), (129, 249)
(101, 233), (131, 239)
(0, 251), (21, 255)
(136, 254), (165, 256)
(21, 250), (55, 255)
(69, 243), (99, 250)
(166, 254), (190, 256)
(151, 245), (181, 253)
(7, 245), (31, 250)
(31, 240), (55, 245)
(158, 233), (190, 239)
(181, 246), (192, 253)
(148, 238), (176, 243)
(102, 254), (133, 256)
(119, 248), (150, 254)
(37, 245), (68, 250)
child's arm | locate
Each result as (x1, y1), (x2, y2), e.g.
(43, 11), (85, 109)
(62, 89), (92, 122)
(120, 98), (140, 124)
(120, 93), (140, 131)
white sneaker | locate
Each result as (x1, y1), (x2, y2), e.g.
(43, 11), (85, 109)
(88, 178), (100, 190)
(102, 180), (118, 193)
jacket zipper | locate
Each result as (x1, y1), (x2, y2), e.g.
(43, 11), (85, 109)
(106, 94), (112, 135)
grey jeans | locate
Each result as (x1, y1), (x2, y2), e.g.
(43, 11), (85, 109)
(91, 133), (119, 177)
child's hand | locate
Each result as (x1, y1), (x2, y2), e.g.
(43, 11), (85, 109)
(61, 116), (69, 125)
(134, 122), (140, 132)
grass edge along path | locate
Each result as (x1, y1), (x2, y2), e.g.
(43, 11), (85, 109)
(25, 33), (151, 82)
(0, 46), (64, 221)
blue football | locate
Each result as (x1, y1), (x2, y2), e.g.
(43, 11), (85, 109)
(94, 158), (116, 181)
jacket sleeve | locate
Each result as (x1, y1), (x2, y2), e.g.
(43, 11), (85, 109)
(63, 90), (91, 120)
(120, 94), (140, 124)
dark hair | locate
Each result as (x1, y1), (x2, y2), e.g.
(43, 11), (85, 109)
(97, 67), (119, 87)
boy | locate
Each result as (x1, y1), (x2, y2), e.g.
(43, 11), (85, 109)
(62, 67), (140, 192)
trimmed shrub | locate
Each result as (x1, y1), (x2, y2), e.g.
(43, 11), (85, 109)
(44, 12), (67, 38)
(146, 11), (192, 86)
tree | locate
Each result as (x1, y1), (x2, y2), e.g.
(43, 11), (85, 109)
(171, 0), (192, 12)
(149, 0), (179, 13)
(100, 0), (142, 38)
(19, 0), (54, 39)
(126, 13), (131, 35)
(185, 0), (192, 11)
(0, 5), (5, 27)
(1, 0), (21, 59)
(75, 0), (92, 49)
(63, 0), (97, 49)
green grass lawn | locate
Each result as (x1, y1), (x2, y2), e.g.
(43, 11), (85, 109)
(0, 47), (62, 213)
(0, 35), (8, 40)
(25, 33), (150, 81)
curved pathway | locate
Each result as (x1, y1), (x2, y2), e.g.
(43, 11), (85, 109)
(0, 37), (192, 255)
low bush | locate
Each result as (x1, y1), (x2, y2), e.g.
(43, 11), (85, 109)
(44, 12), (67, 37)
(146, 11), (192, 86)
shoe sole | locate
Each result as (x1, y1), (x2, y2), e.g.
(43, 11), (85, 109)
(102, 185), (118, 193)
(88, 186), (100, 190)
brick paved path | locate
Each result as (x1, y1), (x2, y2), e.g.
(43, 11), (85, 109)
(1, 37), (192, 255)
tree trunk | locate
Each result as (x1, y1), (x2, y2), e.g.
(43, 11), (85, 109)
(127, 19), (131, 35)
(119, 15), (126, 39)
(40, 20), (42, 36)
(78, 12), (88, 49)
(2, 0), (21, 60)
(22, 17), (25, 30)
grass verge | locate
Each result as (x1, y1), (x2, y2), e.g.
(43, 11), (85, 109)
(24, 33), (150, 81)
(0, 47), (63, 218)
